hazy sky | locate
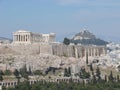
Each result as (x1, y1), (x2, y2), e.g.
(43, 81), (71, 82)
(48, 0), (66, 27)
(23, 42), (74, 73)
(0, 0), (120, 42)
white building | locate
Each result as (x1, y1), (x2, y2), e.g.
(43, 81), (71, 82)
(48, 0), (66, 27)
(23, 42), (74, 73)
(42, 33), (56, 43)
(13, 30), (55, 44)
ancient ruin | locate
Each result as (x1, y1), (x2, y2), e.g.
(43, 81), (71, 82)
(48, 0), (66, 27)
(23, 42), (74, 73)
(13, 30), (56, 44)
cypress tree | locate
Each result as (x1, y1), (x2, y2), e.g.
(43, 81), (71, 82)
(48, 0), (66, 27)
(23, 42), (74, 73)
(86, 52), (88, 64)
(96, 67), (101, 80)
(109, 71), (114, 82)
(93, 75), (97, 84)
(0, 74), (3, 81)
(68, 67), (71, 77)
(117, 75), (120, 82)
(90, 64), (93, 72)
(105, 75), (107, 82)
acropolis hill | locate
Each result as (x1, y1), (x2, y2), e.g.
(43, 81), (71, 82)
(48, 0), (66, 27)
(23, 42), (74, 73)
(0, 30), (107, 73)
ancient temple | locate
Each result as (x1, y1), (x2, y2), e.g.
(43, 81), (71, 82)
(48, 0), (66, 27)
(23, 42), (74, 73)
(13, 30), (56, 44)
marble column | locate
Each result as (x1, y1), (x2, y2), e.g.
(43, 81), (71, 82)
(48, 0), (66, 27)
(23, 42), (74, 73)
(23, 35), (25, 42)
(90, 48), (92, 57)
(19, 35), (20, 42)
(18, 35), (20, 42)
(21, 35), (23, 42)
(97, 48), (99, 56)
(23, 35), (24, 42)
(87, 49), (89, 56)
(103, 48), (106, 55)
(27, 35), (29, 41)
(85, 48), (87, 57)
(13, 35), (14, 42)
(93, 48), (96, 57)
(15, 35), (17, 42)
(25, 35), (27, 42)
(20, 35), (22, 42)
(17, 35), (18, 42)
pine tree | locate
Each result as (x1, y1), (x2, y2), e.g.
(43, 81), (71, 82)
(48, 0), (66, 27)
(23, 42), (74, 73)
(63, 37), (70, 45)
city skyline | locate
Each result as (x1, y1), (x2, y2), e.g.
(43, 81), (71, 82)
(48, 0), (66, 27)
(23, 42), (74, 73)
(0, 0), (120, 42)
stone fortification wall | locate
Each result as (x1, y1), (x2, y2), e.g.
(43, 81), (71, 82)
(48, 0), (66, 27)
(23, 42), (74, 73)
(11, 43), (53, 55)
(51, 44), (106, 58)
(11, 44), (40, 55)
(52, 44), (75, 57)
(0, 43), (52, 55)
(0, 43), (106, 58)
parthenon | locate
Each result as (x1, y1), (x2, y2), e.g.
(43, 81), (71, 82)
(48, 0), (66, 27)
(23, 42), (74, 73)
(13, 30), (56, 44)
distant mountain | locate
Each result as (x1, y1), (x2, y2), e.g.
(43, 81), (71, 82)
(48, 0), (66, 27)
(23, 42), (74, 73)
(0, 37), (12, 43)
(68, 30), (108, 46)
(73, 30), (96, 40)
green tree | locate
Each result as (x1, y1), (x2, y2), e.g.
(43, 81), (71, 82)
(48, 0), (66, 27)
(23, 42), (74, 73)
(79, 68), (90, 79)
(117, 65), (120, 71)
(28, 66), (32, 75)
(92, 75), (97, 84)
(86, 52), (88, 64)
(90, 64), (93, 72)
(117, 75), (120, 82)
(109, 71), (114, 82)
(68, 67), (71, 77)
(6, 87), (15, 90)
(64, 67), (71, 77)
(0, 70), (4, 75)
(63, 37), (70, 45)
(0, 70), (3, 81)
(64, 68), (68, 77)
(4, 70), (12, 75)
(104, 75), (107, 82)
(96, 67), (101, 80)
(15, 81), (30, 90)
(20, 65), (29, 80)
(14, 69), (19, 77)
(2, 86), (6, 90)
(52, 68), (55, 74)
(0, 74), (3, 81)
(14, 69), (20, 83)
(33, 70), (42, 75)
